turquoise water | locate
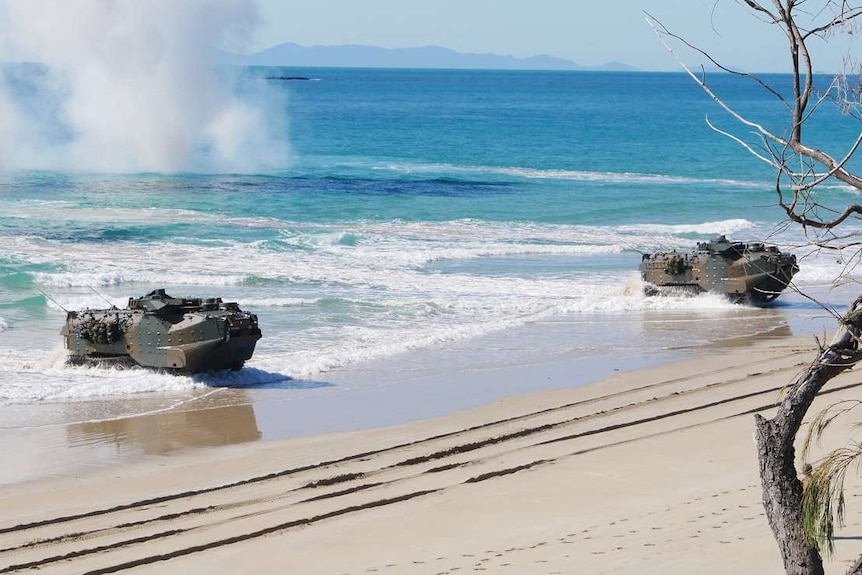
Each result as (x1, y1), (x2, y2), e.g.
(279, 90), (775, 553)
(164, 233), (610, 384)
(0, 68), (854, 415)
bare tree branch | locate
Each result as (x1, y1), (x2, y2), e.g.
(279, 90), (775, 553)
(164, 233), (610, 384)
(647, 4), (862, 237)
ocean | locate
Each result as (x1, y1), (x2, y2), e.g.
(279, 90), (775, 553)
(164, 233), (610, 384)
(0, 68), (857, 479)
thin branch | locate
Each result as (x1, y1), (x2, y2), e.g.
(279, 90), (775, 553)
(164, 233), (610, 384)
(646, 15), (789, 142)
(705, 116), (782, 166)
(646, 12), (790, 107)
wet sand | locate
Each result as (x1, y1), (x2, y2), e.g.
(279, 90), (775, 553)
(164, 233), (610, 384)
(3, 334), (862, 574)
(0, 324), (687, 486)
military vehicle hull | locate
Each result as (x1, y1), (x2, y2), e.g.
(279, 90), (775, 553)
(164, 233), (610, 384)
(61, 289), (262, 373)
(639, 236), (798, 305)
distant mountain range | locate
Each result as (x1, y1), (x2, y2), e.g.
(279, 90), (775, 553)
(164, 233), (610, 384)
(225, 43), (637, 72)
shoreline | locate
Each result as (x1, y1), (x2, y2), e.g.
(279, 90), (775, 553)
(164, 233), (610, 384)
(0, 328), (688, 487)
(0, 347), (684, 487)
(5, 332), (862, 573)
(0, 308), (807, 487)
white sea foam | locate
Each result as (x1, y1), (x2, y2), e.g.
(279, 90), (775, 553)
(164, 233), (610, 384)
(0, 202), (287, 231)
(0, 220), (633, 293)
(34, 272), (126, 289)
(43, 294), (127, 313)
(372, 161), (765, 188)
(1, 205), (753, 294)
(0, 272), (787, 405)
(0, 348), (203, 407)
(249, 286), (744, 381)
(45, 368), (202, 402)
(618, 219), (755, 236)
(793, 257), (862, 287)
(0, 317), (7, 333)
(4, 215), (804, 305)
(0, 210), (825, 405)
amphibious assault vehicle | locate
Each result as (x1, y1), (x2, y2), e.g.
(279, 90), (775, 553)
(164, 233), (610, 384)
(61, 289), (262, 373)
(639, 235), (798, 304)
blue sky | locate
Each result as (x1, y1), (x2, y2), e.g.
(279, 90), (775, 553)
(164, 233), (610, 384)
(253, 0), (859, 72)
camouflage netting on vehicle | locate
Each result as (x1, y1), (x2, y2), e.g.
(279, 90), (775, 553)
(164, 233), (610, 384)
(78, 314), (126, 344)
(663, 255), (687, 276)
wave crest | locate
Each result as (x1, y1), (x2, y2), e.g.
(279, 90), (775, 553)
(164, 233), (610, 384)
(372, 161), (764, 188)
(618, 219), (754, 236)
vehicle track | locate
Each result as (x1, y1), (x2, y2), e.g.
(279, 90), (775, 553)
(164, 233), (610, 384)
(0, 346), (840, 574)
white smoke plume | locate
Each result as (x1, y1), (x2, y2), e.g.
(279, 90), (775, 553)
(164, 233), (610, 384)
(0, 0), (289, 173)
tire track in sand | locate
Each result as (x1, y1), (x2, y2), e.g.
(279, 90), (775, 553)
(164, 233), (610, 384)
(1, 344), (845, 574)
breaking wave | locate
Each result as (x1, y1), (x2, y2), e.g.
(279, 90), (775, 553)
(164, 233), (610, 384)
(618, 219), (755, 236)
(369, 161), (766, 188)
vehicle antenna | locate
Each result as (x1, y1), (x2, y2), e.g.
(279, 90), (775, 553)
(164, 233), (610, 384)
(88, 286), (117, 309)
(38, 289), (68, 313)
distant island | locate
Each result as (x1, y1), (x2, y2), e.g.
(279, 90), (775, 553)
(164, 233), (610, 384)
(224, 43), (637, 72)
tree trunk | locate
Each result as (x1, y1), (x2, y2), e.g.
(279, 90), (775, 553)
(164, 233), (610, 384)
(755, 296), (862, 575)
(756, 414), (824, 575)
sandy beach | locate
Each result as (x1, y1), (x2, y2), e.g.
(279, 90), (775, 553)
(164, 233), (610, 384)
(3, 334), (862, 574)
